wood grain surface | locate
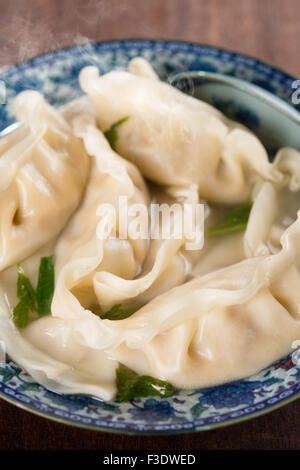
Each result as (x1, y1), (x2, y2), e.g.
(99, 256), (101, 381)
(0, 0), (299, 450)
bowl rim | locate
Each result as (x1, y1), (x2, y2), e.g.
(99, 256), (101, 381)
(1, 383), (300, 434)
(0, 37), (298, 83)
(0, 38), (299, 434)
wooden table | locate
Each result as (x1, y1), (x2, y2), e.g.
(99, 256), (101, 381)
(0, 0), (299, 450)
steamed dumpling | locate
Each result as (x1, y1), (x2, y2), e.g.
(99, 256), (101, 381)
(52, 114), (150, 316)
(61, 213), (300, 390)
(0, 242), (117, 400)
(51, 129), (300, 392)
(183, 151), (300, 279)
(1, 58), (300, 403)
(52, 115), (200, 317)
(79, 58), (282, 204)
(2, 210), (300, 399)
(0, 91), (90, 271)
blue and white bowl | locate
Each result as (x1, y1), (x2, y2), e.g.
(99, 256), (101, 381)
(0, 39), (299, 434)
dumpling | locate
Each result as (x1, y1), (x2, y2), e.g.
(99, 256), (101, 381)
(51, 114), (151, 317)
(185, 147), (300, 278)
(0, 243), (117, 400)
(79, 57), (282, 204)
(0, 91), (90, 271)
(2, 214), (299, 400)
(2, 59), (300, 403)
(65, 213), (300, 390)
(244, 148), (300, 257)
(0, 115), (201, 401)
(52, 115), (200, 318)
(49, 119), (300, 392)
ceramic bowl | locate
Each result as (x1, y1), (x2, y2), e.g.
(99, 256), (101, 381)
(0, 39), (299, 434)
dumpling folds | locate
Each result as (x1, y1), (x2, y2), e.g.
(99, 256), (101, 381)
(107, 175), (300, 389)
(2, 217), (300, 399)
(2, 146), (300, 399)
(183, 144), (300, 279)
(0, 116), (199, 401)
(53, 166), (300, 391)
(3, 217), (299, 400)
(79, 57), (282, 204)
(61, 213), (300, 390)
(0, 243), (117, 400)
(52, 116), (199, 318)
(0, 91), (90, 271)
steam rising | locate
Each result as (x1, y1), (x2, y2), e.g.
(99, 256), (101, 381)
(0, 0), (134, 67)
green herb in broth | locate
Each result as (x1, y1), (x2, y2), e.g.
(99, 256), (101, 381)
(104, 116), (130, 150)
(16, 266), (37, 311)
(116, 367), (174, 402)
(207, 201), (252, 238)
(13, 256), (55, 328)
(36, 256), (55, 316)
(13, 266), (37, 328)
(101, 303), (143, 321)
(13, 301), (30, 329)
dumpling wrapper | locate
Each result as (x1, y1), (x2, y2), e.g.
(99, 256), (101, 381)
(16, 212), (300, 395)
(51, 166), (300, 392)
(1, 72), (300, 400)
(51, 115), (202, 317)
(0, 243), (118, 401)
(73, 214), (300, 389)
(0, 91), (90, 271)
(0, 114), (201, 401)
(79, 57), (283, 204)
(1, 212), (300, 399)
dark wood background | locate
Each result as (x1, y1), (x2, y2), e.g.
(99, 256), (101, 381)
(0, 0), (299, 450)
